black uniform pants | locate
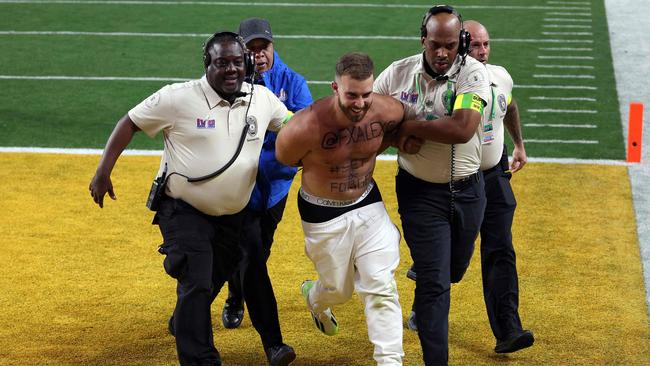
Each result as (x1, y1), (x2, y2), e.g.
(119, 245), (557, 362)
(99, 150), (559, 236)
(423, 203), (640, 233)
(157, 197), (245, 366)
(237, 195), (288, 349)
(396, 168), (486, 366)
(480, 146), (522, 341)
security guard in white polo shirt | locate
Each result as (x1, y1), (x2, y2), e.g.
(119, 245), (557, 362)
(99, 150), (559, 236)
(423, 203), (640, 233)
(465, 19), (534, 354)
(373, 5), (489, 366)
(89, 31), (292, 366)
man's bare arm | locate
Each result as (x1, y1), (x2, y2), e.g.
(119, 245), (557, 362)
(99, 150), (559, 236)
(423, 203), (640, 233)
(503, 98), (527, 173)
(275, 109), (312, 167)
(89, 114), (141, 207)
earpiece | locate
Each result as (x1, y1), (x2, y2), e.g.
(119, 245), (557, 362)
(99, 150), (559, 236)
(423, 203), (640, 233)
(202, 31), (255, 79)
(420, 5), (471, 57)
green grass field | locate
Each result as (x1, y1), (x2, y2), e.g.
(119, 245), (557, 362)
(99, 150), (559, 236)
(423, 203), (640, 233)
(0, 0), (623, 159)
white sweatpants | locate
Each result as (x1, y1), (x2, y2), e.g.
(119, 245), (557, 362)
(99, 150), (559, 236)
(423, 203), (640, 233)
(301, 201), (404, 366)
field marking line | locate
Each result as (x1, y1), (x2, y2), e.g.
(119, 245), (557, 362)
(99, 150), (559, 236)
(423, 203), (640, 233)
(543, 24), (592, 29)
(524, 139), (599, 144)
(0, 147), (630, 166)
(527, 108), (597, 114)
(0, 30), (595, 44)
(0, 75), (603, 91)
(524, 123), (597, 128)
(533, 74), (595, 79)
(529, 96), (596, 101)
(535, 64), (594, 69)
(0, 0), (593, 10)
(538, 55), (594, 59)
(543, 18), (592, 22)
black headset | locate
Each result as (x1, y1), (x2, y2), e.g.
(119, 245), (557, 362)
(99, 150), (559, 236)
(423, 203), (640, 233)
(202, 31), (255, 79)
(420, 5), (471, 57)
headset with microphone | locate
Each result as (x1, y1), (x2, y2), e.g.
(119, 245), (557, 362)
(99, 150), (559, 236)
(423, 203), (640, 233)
(419, 5), (473, 221)
(420, 5), (471, 58)
(145, 32), (258, 211)
(202, 31), (255, 80)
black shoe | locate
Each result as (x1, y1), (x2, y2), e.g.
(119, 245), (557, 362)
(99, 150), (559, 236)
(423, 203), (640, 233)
(222, 300), (244, 329)
(265, 344), (296, 366)
(168, 315), (175, 337)
(495, 330), (535, 353)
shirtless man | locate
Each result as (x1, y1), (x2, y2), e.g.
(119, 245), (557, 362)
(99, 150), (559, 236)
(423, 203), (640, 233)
(276, 52), (412, 366)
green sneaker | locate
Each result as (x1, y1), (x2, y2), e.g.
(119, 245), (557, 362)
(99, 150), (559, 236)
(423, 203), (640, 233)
(301, 280), (339, 336)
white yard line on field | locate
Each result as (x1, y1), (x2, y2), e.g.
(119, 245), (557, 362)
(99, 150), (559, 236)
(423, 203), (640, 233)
(542, 31), (593, 35)
(535, 64), (594, 69)
(533, 74), (595, 79)
(538, 47), (592, 51)
(524, 139), (598, 144)
(545, 12), (592, 16)
(538, 55), (594, 59)
(524, 123), (597, 128)
(515, 84), (597, 90)
(546, 1), (591, 5)
(543, 24), (592, 28)
(0, 0), (593, 11)
(0, 75), (604, 91)
(527, 108), (597, 113)
(0, 30), (596, 44)
(543, 18), (592, 22)
(529, 96), (596, 102)
(2, 147), (633, 167)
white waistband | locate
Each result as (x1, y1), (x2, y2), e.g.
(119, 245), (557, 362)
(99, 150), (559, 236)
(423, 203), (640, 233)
(299, 181), (375, 207)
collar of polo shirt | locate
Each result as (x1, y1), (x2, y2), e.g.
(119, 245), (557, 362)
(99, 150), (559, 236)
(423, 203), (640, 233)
(199, 76), (252, 109)
(418, 53), (463, 82)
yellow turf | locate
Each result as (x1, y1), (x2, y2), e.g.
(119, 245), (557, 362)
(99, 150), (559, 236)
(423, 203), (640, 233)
(0, 153), (648, 365)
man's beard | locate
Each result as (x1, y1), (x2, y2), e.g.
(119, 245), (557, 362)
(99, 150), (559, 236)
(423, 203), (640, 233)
(338, 98), (371, 122)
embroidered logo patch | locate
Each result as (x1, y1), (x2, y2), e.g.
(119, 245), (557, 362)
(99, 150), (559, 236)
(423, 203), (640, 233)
(196, 118), (216, 129)
(400, 91), (418, 104)
(498, 94), (507, 113)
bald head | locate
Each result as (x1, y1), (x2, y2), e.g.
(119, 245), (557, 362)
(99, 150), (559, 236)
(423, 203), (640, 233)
(423, 12), (462, 39)
(421, 12), (463, 74)
(465, 20), (491, 64)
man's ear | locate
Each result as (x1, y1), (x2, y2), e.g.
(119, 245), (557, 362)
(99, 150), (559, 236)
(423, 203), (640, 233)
(331, 81), (338, 94)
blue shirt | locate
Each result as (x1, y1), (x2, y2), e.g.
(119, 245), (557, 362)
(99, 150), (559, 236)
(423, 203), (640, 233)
(248, 51), (313, 211)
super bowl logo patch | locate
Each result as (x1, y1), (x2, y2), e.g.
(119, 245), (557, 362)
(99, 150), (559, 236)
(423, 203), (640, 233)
(498, 94), (507, 113)
(246, 115), (258, 136)
(196, 118), (216, 129)
(400, 91), (418, 104)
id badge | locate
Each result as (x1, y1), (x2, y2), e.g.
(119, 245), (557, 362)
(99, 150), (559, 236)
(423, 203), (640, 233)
(482, 122), (494, 145)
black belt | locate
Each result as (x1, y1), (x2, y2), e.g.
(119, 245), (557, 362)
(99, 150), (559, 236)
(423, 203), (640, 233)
(450, 171), (481, 191)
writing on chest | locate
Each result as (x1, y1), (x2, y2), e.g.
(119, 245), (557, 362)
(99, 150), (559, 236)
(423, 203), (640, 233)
(320, 121), (385, 150)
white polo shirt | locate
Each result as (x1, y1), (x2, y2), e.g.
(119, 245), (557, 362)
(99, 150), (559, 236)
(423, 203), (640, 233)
(480, 64), (514, 171)
(374, 53), (490, 183)
(129, 76), (289, 216)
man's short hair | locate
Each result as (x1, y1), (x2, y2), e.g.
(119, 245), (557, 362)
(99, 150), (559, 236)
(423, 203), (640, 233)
(335, 52), (374, 80)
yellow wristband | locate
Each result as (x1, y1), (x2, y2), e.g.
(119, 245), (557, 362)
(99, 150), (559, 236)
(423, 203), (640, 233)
(282, 111), (294, 125)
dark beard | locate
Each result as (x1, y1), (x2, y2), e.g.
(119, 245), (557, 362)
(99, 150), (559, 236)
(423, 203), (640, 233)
(338, 98), (371, 123)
